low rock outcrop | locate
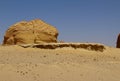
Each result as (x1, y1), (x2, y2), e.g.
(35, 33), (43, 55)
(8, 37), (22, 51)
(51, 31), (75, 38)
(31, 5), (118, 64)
(117, 34), (120, 48)
(3, 19), (59, 45)
(19, 43), (106, 52)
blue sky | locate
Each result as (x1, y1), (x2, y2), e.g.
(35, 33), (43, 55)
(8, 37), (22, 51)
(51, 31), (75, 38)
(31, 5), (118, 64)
(0, 0), (120, 46)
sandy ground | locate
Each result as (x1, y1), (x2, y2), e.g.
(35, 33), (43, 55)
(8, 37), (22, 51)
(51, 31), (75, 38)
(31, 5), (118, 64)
(0, 45), (120, 81)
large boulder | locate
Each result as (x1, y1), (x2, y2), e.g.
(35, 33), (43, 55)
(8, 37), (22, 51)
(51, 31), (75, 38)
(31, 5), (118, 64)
(3, 19), (58, 45)
(116, 34), (120, 48)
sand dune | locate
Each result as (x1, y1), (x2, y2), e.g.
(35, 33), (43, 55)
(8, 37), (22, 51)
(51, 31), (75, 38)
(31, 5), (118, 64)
(0, 44), (120, 81)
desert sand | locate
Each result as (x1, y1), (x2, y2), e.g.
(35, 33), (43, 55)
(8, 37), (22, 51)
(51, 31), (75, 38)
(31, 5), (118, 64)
(0, 44), (120, 81)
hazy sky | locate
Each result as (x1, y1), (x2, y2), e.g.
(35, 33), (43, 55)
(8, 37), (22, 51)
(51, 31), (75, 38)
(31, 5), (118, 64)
(0, 0), (120, 46)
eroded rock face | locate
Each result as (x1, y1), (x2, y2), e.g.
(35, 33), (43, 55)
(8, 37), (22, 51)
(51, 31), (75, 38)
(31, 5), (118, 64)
(3, 19), (58, 45)
(19, 43), (105, 52)
(116, 34), (120, 48)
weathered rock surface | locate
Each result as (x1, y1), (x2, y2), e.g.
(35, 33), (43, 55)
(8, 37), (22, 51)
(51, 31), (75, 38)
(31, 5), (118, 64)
(3, 19), (58, 45)
(116, 34), (120, 48)
(19, 43), (105, 52)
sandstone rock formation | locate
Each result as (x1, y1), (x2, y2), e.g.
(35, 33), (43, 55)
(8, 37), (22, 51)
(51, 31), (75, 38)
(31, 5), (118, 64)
(19, 43), (105, 52)
(116, 34), (120, 48)
(3, 19), (58, 45)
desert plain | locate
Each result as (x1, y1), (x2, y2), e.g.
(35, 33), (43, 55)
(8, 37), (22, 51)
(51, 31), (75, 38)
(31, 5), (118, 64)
(0, 43), (120, 81)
